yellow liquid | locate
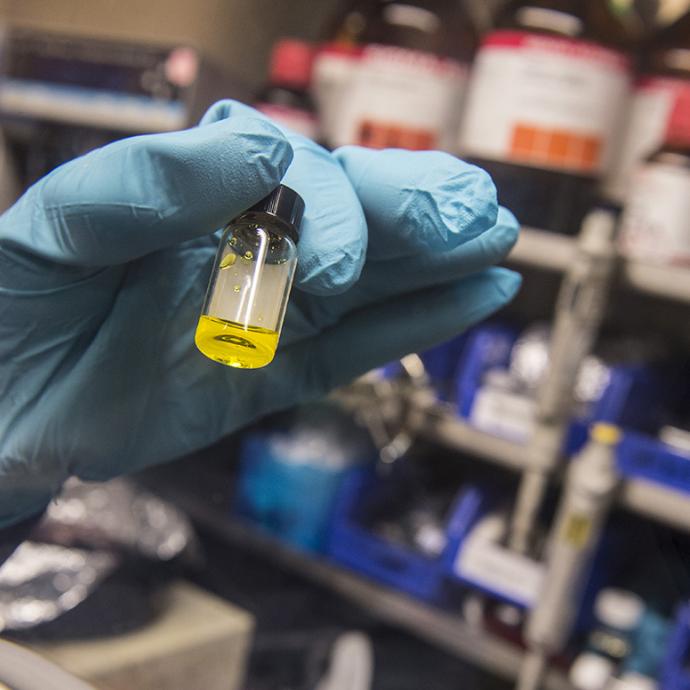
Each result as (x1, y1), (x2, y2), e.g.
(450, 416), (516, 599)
(195, 316), (279, 369)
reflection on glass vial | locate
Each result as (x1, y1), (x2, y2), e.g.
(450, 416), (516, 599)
(195, 185), (304, 369)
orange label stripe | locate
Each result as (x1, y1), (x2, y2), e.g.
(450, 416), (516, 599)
(357, 120), (437, 150)
(510, 123), (601, 173)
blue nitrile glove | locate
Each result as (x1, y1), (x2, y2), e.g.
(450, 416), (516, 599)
(0, 99), (520, 527)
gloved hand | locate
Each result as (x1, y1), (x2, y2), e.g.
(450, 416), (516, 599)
(0, 99), (520, 527)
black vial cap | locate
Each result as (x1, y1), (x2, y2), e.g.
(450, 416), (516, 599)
(243, 184), (305, 244)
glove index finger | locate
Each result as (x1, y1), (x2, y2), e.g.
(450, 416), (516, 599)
(334, 146), (498, 260)
(2, 110), (293, 267)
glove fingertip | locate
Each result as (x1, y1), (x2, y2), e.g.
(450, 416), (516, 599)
(488, 266), (522, 302)
(211, 115), (294, 183)
(296, 244), (366, 296)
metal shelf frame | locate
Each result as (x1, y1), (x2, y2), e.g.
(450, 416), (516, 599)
(416, 405), (690, 534)
(509, 227), (690, 304)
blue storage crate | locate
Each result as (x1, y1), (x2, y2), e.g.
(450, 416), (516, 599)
(618, 432), (690, 494)
(234, 433), (364, 553)
(378, 334), (469, 401)
(326, 470), (486, 604)
(590, 364), (669, 434)
(454, 325), (667, 457)
(419, 333), (469, 401)
(662, 604), (690, 690)
(455, 324), (518, 418)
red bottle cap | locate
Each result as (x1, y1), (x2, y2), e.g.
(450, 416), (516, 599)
(269, 39), (315, 89)
(665, 88), (690, 149)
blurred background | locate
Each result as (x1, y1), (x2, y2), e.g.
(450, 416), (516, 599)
(2, 2), (690, 690)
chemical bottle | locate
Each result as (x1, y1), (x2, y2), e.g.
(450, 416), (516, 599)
(255, 39), (319, 140)
(524, 423), (622, 676)
(195, 185), (304, 369)
(618, 89), (690, 266)
(589, 588), (645, 664)
(606, 11), (690, 203)
(315, 0), (476, 152)
(570, 652), (616, 690)
(457, 1), (632, 235)
(312, 6), (365, 148)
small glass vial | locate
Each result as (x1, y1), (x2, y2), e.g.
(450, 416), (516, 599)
(195, 185), (304, 369)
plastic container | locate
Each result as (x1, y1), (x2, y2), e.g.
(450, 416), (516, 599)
(255, 39), (319, 140)
(457, 0), (632, 234)
(618, 89), (690, 267)
(319, 0), (476, 151)
(234, 409), (373, 552)
(607, 11), (690, 203)
(570, 652), (616, 690)
(662, 604), (690, 690)
(617, 431), (690, 494)
(326, 470), (486, 603)
(455, 324), (665, 454)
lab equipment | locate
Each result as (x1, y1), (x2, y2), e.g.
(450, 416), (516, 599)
(662, 603), (690, 690)
(0, 97), (520, 528)
(195, 185), (304, 369)
(624, 607), (672, 680)
(446, 509), (545, 609)
(519, 423), (622, 690)
(589, 588), (645, 663)
(255, 39), (319, 139)
(570, 652), (617, 690)
(606, 11), (690, 203)
(327, 466), (486, 603)
(235, 404), (372, 551)
(510, 210), (618, 555)
(457, 1), (631, 234)
(618, 91), (690, 266)
(324, 0), (475, 152)
(312, 42), (362, 148)
(465, 325), (668, 448)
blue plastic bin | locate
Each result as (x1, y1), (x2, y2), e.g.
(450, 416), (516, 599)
(618, 432), (690, 494)
(455, 324), (667, 456)
(326, 470), (487, 604)
(234, 433), (362, 552)
(662, 604), (690, 690)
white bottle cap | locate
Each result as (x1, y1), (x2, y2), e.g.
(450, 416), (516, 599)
(594, 589), (644, 631)
(570, 653), (615, 690)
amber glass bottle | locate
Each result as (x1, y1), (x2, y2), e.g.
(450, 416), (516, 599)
(618, 88), (690, 267)
(606, 11), (690, 203)
(458, 0), (632, 234)
(314, 0), (476, 152)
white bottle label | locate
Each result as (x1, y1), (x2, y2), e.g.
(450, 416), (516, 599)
(454, 517), (544, 607)
(332, 44), (468, 152)
(618, 160), (690, 266)
(312, 48), (362, 147)
(470, 385), (535, 443)
(256, 103), (319, 140)
(606, 77), (690, 201)
(458, 31), (630, 175)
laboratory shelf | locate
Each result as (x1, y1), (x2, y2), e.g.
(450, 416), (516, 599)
(619, 479), (690, 533)
(621, 260), (690, 304)
(158, 480), (571, 690)
(510, 227), (690, 303)
(508, 227), (577, 272)
(413, 405), (526, 472)
(415, 407), (690, 533)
